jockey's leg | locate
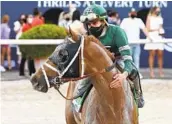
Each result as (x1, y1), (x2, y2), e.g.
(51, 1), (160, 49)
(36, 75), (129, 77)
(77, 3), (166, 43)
(72, 78), (92, 112)
(116, 60), (145, 108)
(75, 78), (92, 95)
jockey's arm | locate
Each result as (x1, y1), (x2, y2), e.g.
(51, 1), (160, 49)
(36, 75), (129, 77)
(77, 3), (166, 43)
(113, 26), (136, 79)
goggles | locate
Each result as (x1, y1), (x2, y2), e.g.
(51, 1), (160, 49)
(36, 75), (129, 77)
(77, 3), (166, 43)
(80, 13), (97, 23)
(80, 13), (106, 23)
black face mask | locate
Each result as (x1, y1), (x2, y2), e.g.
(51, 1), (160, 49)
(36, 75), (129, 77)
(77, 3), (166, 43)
(131, 14), (137, 19)
(89, 24), (104, 37)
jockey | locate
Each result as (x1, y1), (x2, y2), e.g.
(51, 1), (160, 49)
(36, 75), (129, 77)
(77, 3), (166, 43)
(73, 4), (145, 109)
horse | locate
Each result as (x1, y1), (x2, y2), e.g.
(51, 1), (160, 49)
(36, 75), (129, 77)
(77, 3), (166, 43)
(30, 30), (138, 124)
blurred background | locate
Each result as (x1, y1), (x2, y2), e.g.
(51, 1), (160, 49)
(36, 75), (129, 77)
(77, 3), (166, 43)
(1, 1), (172, 75)
(1, 1), (172, 124)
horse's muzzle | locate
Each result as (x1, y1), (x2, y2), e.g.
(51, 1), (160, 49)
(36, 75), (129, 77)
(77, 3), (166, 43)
(30, 75), (48, 93)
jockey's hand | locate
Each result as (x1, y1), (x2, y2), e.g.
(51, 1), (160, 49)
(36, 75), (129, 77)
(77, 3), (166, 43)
(110, 72), (128, 88)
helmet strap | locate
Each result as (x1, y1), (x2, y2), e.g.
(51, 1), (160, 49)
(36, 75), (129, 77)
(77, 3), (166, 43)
(103, 19), (109, 27)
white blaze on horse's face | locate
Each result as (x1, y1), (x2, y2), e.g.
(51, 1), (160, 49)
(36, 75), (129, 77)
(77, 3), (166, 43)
(30, 60), (58, 93)
(30, 45), (70, 93)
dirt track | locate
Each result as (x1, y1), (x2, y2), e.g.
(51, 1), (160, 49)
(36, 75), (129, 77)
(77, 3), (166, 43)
(1, 79), (172, 124)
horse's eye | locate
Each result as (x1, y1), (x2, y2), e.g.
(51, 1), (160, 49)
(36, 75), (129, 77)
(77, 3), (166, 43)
(58, 49), (69, 64)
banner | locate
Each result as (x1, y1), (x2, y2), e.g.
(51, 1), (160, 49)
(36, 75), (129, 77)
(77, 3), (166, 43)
(37, 1), (168, 8)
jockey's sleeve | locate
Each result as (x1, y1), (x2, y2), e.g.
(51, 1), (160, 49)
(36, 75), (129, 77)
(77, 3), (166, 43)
(114, 26), (133, 75)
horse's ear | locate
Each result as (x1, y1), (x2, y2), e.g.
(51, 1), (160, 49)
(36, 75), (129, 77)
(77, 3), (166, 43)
(68, 26), (80, 42)
(63, 27), (75, 38)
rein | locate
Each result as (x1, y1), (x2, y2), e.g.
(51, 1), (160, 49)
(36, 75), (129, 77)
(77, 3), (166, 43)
(54, 61), (116, 83)
(52, 62), (116, 100)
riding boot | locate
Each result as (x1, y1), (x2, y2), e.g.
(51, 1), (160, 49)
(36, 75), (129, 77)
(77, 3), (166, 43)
(132, 76), (145, 108)
(115, 60), (145, 108)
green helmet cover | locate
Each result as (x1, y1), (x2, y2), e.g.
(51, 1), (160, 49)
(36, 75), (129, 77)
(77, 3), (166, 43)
(82, 4), (107, 21)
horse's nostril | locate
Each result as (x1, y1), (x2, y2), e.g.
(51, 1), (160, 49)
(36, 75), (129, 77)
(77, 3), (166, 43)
(30, 76), (37, 84)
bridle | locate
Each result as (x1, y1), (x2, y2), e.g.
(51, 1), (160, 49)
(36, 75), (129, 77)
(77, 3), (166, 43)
(41, 36), (116, 100)
(41, 36), (85, 100)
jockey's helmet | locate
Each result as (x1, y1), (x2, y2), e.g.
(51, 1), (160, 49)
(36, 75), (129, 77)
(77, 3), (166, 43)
(80, 4), (107, 23)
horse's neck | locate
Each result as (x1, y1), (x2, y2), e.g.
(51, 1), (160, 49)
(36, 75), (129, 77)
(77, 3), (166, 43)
(71, 37), (136, 123)
(89, 70), (135, 123)
(84, 57), (128, 122)
(84, 42), (124, 105)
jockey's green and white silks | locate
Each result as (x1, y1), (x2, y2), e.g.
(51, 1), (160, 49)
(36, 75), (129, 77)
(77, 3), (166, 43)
(98, 24), (134, 75)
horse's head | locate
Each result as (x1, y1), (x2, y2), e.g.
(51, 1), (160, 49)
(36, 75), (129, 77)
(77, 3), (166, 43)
(30, 36), (83, 92)
(30, 29), (114, 93)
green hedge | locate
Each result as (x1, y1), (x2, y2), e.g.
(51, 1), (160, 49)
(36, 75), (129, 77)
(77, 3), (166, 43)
(19, 24), (67, 58)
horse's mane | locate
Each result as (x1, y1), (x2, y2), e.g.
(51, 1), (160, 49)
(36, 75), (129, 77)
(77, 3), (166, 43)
(67, 27), (115, 61)
(84, 35), (115, 61)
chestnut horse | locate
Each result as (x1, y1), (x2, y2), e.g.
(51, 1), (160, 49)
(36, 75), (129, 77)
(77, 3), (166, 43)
(30, 31), (138, 124)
